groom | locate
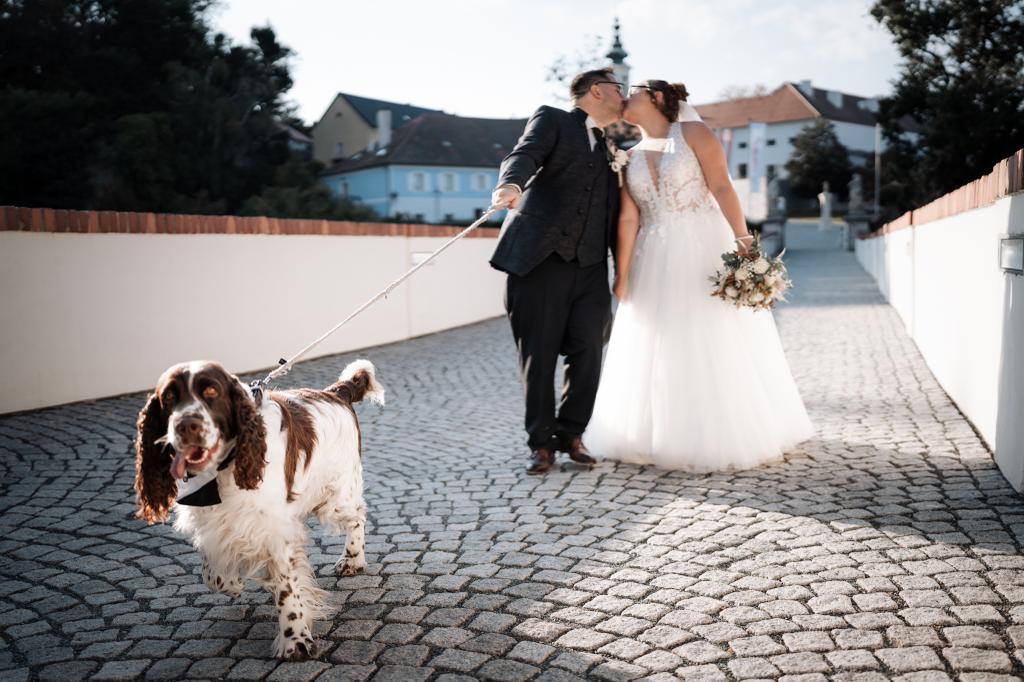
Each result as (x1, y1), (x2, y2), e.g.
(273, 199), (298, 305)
(490, 68), (624, 475)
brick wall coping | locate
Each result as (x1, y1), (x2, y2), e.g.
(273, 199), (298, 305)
(0, 206), (500, 239)
(860, 148), (1023, 239)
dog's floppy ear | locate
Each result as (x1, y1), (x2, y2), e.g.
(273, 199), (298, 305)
(230, 380), (267, 490)
(134, 391), (176, 524)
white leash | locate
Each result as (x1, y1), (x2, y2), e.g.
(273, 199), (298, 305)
(257, 205), (502, 390)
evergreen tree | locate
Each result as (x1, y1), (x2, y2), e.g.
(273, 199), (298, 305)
(871, 0), (1024, 210)
(0, 0), (368, 219)
(784, 119), (854, 201)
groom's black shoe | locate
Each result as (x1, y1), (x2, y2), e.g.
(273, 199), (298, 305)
(565, 436), (597, 465)
(526, 446), (555, 475)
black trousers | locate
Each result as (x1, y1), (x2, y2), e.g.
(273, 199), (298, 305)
(505, 254), (611, 450)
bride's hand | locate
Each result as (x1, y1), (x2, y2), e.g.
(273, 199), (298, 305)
(613, 276), (628, 301)
(735, 234), (754, 256)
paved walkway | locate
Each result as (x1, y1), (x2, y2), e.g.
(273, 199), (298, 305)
(1, 234), (1023, 682)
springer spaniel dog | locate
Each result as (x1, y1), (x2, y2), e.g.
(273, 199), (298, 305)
(134, 359), (384, 659)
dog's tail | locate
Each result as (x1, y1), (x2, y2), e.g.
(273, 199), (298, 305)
(327, 359), (385, 406)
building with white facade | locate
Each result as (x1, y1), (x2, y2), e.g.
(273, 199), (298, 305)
(695, 80), (885, 218)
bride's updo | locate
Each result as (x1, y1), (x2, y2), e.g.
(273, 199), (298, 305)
(643, 80), (690, 121)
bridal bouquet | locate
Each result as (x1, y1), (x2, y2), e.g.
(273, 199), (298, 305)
(709, 237), (792, 310)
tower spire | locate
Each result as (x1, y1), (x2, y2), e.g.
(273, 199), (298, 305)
(606, 17), (628, 65)
(605, 18), (630, 91)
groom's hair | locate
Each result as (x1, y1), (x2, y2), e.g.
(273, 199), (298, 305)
(570, 68), (615, 101)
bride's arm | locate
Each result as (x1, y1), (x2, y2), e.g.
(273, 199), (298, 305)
(685, 123), (753, 255)
(613, 183), (641, 301)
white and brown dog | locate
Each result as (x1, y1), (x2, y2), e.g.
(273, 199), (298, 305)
(133, 359), (383, 659)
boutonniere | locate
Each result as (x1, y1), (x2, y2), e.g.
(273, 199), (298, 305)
(606, 143), (629, 187)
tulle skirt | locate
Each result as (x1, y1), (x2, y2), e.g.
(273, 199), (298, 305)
(584, 209), (814, 472)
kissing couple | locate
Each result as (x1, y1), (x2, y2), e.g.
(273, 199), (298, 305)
(489, 68), (814, 475)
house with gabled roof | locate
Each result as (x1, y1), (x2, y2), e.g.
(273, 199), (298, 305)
(695, 80), (899, 218)
(311, 92), (441, 164)
(696, 80), (890, 178)
(322, 111), (527, 223)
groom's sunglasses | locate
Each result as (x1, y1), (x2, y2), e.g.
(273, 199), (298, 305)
(594, 80), (625, 89)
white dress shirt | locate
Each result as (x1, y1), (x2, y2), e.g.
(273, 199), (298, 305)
(584, 115), (600, 151)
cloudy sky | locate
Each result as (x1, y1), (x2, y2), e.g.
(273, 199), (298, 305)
(210, 0), (902, 125)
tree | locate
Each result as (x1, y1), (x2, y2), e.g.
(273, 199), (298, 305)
(0, 0), (357, 219)
(870, 0), (1024, 211)
(240, 159), (378, 221)
(784, 120), (854, 201)
(718, 84), (770, 100)
(545, 35), (606, 101)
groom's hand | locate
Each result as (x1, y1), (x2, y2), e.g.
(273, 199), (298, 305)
(492, 184), (521, 209)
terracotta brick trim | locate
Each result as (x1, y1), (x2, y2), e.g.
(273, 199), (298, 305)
(0, 207), (500, 239)
(861, 148), (1024, 239)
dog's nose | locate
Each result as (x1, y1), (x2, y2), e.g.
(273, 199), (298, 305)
(175, 416), (204, 439)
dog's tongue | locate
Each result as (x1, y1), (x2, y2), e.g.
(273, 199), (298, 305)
(170, 450), (189, 480)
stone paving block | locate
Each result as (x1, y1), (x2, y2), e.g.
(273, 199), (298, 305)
(875, 646), (944, 673)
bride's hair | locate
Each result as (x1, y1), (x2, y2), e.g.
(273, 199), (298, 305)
(642, 80), (690, 121)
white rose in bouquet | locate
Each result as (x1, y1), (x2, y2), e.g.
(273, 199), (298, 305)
(734, 266), (751, 281)
(725, 285), (739, 298)
(752, 257), (770, 275)
(749, 291), (765, 303)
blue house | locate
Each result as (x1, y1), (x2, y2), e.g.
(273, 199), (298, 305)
(322, 112), (527, 223)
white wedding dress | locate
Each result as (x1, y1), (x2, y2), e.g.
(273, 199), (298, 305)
(584, 122), (813, 471)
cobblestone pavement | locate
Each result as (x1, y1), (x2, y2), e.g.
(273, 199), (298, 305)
(2, 238), (1023, 682)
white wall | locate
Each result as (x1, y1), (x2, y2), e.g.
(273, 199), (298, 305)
(0, 232), (504, 413)
(855, 194), (1024, 491)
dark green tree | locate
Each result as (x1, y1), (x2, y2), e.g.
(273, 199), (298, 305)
(870, 0), (1024, 211)
(0, 0), (364, 218)
(240, 158), (378, 220)
(784, 119), (854, 201)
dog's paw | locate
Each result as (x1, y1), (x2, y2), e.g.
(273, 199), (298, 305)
(335, 557), (366, 577)
(274, 627), (318, 660)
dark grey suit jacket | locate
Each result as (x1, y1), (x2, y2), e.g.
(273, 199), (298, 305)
(489, 106), (620, 277)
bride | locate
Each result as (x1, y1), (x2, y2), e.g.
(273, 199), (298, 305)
(583, 80), (813, 472)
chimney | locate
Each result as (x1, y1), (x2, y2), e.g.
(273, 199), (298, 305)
(376, 109), (392, 149)
(797, 79), (813, 96)
(826, 90), (844, 108)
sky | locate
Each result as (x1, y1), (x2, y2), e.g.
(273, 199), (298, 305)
(209, 0), (903, 126)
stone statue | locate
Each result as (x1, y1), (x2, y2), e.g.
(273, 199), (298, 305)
(848, 174), (864, 213)
(817, 181), (833, 231)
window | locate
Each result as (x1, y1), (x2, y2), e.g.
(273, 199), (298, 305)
(334, 142), (344, 156)
(766, 139), (776, 146)
(737, 163), (748, 179)
(440, 172), (457, 192)
(472, 173), (489, 192)
(409, 172), (427, 192)
(766, 165), (776, 178)
(738, 141), (748, 149)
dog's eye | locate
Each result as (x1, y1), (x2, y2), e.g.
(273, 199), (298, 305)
(162, 390), (176, 404)
(203, 386), (219, 399)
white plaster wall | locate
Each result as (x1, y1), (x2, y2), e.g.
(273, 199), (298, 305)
(855, 194), (1024, 491)
(0, 232), (504, 413)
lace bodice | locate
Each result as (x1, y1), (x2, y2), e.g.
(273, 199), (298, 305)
(626, 122), (719, 222)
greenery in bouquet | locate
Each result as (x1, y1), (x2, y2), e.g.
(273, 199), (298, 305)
(709, 237), (792, 310)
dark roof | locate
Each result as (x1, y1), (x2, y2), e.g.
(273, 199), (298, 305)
(341, 93), (441, 129)
(790, 83), (880, 126)
(275, 121), (313, 144)
(324, 112), (528, 174)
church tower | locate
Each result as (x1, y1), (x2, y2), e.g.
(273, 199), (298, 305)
(606, 18), (630, 91)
